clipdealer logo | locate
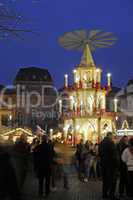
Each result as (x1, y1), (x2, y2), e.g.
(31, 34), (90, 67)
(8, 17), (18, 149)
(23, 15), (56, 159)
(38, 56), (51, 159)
(0, 85), (58, 112)
(0, 85), (71, 115)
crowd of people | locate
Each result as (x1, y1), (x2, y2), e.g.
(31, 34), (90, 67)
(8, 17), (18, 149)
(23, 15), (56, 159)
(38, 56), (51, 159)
(99, 133), (133, 200)
(75, 139), (100, 182)
(0, 133), (73, 200)
(74, 133), (133, 200)
(0, 134), (30, 200)
(0, 132), (133, 200)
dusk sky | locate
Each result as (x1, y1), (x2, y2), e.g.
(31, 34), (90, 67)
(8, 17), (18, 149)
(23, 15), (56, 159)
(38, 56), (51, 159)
(1, 0), (133, 88)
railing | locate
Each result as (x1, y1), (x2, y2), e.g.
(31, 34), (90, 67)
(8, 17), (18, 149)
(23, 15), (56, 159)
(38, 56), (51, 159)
(60, 110), (116, 119)
(63, 82), (111, 92)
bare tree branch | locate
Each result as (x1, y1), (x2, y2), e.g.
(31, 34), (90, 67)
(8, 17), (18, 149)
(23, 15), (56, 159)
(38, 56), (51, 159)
(0, 2), (38, 40)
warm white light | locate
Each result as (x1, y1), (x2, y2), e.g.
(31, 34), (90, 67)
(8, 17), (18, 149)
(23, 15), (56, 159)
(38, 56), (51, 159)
(64, 74), (68, 87)
(70, 96), (74, 110)
(80, 100), (83, 105)
(107, 73), (111, 77)
(96, 68), (101, 83)
(74, 102), (77, 111)
(70, 96), (73, 100)
(63, 125), (69, 132)
(9, 115), (12, 120)
(115, 116), (118, 120)
(76, 125), (80, 130)
(83, 74), (87, 80)
(76, 76), (80, 80)
(49, 129), (53, 140)
(63, 127), (67, 132)
(73, 69), (77, 84)
(114, 98), (118, 112)
(59, 100), (62, 113)
(59, 99), (62, 104)
(114, 98), (118, 102)
(50, 129), (53, 133)
(107, 73), (112, 86)
(96, 68), (100, 72)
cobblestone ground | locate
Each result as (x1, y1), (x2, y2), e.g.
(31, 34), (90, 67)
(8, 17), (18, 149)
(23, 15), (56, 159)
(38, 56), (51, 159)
(22, 173), (102, 200)
(21, 144), (103, 200)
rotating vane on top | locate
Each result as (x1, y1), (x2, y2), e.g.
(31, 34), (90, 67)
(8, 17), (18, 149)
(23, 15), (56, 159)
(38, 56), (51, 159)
(58, 29), (117, 51)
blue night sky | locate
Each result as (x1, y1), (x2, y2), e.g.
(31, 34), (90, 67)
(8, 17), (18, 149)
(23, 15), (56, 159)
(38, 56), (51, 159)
(0, 0), (133, 88)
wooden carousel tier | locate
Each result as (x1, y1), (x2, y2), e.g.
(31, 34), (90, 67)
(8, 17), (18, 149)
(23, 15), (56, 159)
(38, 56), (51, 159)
(61, 111), (117, 120)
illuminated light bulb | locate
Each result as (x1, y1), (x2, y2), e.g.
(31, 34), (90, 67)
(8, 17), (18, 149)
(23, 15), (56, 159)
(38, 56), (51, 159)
(64, 74), (68, 87)
(96, 68), (101, 83)
(107, 73), (112, 87)
(73, 69), (77, 83)
(114, 98), (118, 112)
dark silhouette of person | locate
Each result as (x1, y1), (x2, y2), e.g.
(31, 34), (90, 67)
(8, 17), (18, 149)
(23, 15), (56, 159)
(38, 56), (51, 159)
(99, 132), (119, 200)
(48, 139), (57, 190)
(117, 136), (128, 197)
(0, 144), (20, 200)
(12, 133), (30, 190)
(75, 139), (84, 180)
(122, 137), (133, 198)
(33, 135), (53, 198)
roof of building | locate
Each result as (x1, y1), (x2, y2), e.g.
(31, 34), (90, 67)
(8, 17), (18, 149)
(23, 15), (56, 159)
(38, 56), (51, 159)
(0, 85), (5, 91)
(127, 79), (133, 86)
(79, 44), (95, 67)
(107, 86), (121, 97)
(14, 67), (53, 84)
(0, 85), (16, 95)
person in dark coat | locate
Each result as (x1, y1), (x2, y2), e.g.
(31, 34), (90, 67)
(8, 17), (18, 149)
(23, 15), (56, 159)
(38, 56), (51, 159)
(117, 136), (128, 197)
(75, 139), (84, 180)
(99, 132), (119, 200)
(48, 139), (58, 191)
(122, 137), (133, 198)
(33, 135), (53, 198)
(12, 133), (30, 190)
(0, 144), (20, 200)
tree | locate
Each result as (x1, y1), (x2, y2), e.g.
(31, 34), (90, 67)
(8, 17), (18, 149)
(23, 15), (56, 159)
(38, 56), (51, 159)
(0, 2), (36, 40)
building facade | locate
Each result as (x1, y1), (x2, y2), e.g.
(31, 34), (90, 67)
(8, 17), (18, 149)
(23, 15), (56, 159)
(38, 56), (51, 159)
(107, 80), (133, 134)
(0, 67), (58, 132)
